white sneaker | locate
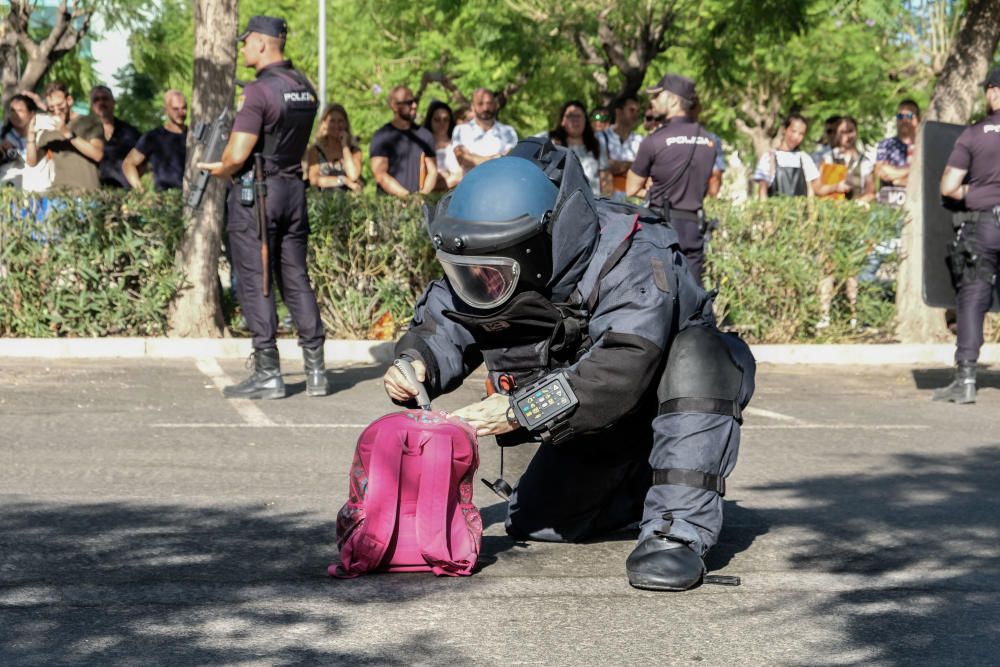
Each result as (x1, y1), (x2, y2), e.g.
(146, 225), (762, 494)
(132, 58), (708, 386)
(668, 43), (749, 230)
(816, 316), (831, 330)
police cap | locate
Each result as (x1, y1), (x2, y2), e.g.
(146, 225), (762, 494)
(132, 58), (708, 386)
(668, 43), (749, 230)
(644, 73), (697, 102)
(982, 66), (1000, 90)
(238, 15), (288, 42)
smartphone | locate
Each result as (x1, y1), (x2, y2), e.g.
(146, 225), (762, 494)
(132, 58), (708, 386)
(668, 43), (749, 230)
(33, 114), (56, 131)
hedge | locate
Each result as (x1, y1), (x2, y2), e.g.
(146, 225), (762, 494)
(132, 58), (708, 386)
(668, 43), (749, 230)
(2, 187), (994, 343)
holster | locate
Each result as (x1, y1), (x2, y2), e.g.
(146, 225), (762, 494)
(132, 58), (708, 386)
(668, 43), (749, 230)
(698, 209), (719, 236)
(946, 214), (997, 289)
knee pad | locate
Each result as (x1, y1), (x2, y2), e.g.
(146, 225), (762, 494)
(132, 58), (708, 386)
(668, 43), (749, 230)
(657, 326), (749, 422)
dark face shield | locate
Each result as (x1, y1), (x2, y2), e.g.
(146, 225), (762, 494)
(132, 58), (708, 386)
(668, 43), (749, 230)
(437, 252), (521, 309)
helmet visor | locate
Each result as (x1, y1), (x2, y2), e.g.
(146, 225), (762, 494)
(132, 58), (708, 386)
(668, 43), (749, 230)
(437, 251), (521, 309)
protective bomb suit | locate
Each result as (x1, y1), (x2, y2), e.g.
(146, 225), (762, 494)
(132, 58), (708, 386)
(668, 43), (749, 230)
(390, 139), (756, 590)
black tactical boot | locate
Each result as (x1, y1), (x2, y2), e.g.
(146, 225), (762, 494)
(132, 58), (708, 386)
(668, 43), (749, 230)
(626, 534), (706, 591)
(303, 346), (329, 397)
(223, 348), (286, 400)
(932, 361), (976, 404)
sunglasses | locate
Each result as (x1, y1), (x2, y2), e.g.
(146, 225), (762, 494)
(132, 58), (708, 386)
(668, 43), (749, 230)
(591, 114), (609, 122)
(644, 114), (656, 122)
(896, 112), (915, 120)
(396, 99), (418, 106)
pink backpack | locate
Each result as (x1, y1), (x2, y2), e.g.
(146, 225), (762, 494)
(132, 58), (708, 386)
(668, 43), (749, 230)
(330, 410), (482, 578)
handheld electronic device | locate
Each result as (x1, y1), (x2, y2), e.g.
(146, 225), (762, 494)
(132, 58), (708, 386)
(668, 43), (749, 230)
(508, 371), (579, 431)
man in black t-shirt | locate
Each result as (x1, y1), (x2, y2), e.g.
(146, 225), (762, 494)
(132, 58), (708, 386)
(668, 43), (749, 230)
(123, 90), (188, 191)
(934, 66), (1000, 404)
(369, 85), (437, 197)
(626, 73), (716, 284)
(91, 86), (141, 189)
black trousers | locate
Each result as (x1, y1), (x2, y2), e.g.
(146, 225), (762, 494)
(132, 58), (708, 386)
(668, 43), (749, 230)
(670, 214), (705, 286)
(956, 217), (1000, 363)
(227, 176), (325, 351)
(505, 412), (654, 543)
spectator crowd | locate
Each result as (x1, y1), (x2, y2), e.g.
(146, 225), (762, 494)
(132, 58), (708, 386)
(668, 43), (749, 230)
(1, 82), (189, 196)
(0, 78), (920, 216)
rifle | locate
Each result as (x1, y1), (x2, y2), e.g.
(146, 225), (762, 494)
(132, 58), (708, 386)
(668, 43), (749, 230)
(187, 107), (233, 209)
(253, 154), (270, 297)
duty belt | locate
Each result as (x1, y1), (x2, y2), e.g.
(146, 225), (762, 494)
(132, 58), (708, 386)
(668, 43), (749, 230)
(649, 206), (702, 222)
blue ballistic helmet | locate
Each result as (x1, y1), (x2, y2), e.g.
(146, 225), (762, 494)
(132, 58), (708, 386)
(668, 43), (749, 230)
(429, 155), (559, 310)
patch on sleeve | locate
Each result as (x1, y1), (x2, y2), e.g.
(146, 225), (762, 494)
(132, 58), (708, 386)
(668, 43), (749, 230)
(651, 257), (670, 293)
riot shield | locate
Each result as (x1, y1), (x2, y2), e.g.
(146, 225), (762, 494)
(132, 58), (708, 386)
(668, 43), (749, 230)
(921, 120), (1000, 310)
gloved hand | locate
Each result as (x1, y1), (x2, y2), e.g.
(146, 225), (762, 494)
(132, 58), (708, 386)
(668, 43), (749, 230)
(452, 393), (518, 437)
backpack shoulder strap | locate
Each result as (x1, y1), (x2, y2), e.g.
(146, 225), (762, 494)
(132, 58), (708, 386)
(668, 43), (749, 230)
(338, 428), (405, 576)
(415, 431), (474, 576)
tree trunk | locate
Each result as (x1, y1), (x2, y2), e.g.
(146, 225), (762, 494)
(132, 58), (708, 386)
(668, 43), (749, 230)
(1, 1), (92, 109)
(734, 119), (774, 164)
(0, 23), (18, 107)
(895, 0), (1000, 343)
(166, 0), (238, 338)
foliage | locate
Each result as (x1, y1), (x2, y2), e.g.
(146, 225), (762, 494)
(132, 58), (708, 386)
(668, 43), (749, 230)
(675, 0), (917, 157)
(0, 189), (185, 336)
(78, 0), (980, 166)
(114, 0), (194, 130)
(307, 191), (439, 339)
(704, 198), (904, 342)
(0, 188), (936, 343)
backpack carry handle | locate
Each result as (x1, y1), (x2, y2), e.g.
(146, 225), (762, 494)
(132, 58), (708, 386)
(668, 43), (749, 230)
(394, 358), (431, 410)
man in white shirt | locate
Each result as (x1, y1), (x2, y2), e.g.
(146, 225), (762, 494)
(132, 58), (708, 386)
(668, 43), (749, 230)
(452, 88), (518, 174)
(598, 95), (643, 202)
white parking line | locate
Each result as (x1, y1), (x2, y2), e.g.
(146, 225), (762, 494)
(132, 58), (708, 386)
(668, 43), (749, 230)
(744, 424), (928, 431)
(743, 406), (804, 423)
(153, 423), (368, 429)
(195, 357), (275, 427)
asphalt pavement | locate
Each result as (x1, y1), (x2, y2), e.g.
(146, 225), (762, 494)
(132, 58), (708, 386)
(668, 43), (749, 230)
(2, 358), (999, 666)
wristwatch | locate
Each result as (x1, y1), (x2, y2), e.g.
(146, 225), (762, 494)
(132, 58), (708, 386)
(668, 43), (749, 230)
(336, 175), (344, 186)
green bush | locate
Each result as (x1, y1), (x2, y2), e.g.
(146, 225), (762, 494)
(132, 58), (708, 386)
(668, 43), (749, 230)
(705, 198), (903, 343)
(307, 191), (439, 339)
(0, 189), (185, 336)
(3, 188), (995, 344)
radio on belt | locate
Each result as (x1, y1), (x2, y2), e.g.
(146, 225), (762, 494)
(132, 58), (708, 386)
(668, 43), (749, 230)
(509, 371), (579, 431)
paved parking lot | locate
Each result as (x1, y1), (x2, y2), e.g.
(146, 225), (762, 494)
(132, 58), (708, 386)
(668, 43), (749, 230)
(1, 358), (999, 665)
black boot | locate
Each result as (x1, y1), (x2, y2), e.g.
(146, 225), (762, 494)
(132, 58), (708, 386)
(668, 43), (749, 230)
(932, 361), (976, 404)
(223, 348), (286, 400)
(626, 534), (706, 591)
(303, 346), (329, 397)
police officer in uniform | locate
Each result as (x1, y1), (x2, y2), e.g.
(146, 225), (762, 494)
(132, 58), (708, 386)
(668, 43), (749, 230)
(199, 16), (328, 399)
(626, 73), (716, 285)
(383, 139), (756, 591)
(935, 66), (1000, 404)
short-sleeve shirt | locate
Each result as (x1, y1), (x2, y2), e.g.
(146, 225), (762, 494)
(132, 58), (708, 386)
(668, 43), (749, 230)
(819, 148), (874, 199)
(553, 138), (607, 197)
(99, 118), (141, 188)
(630, 116), (716, 212)
(451, 120), (518, 160)
(0, 127), (52, 192)
(705, 130), (726, 172)
(232, 60), (318, 177)
(369, 123), (435, 194)
(945, 110), (1000, 211)
(753, 150), (820, 184)
(37, 114), (104, 192)
(876, 136), (913, 169)
(134, 126), (187, 191)
(598, 127), (643, 162)
(435, 142), (461, 176)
